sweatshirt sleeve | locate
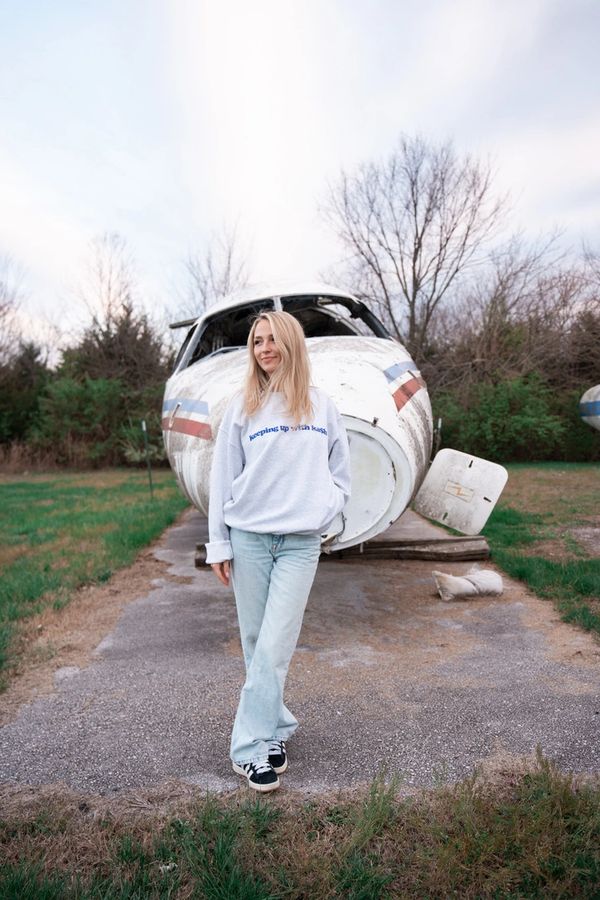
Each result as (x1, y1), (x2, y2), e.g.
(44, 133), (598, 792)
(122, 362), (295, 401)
(327, 398), (351, 505)
(205, 400), (245, 565)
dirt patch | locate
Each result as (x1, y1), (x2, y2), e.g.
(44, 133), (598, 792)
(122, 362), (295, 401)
(512, 526), (600, 561)
(0, 548), (192, 727)
(570, 523), (600, 556)
(516, 589), (600, 668)
(501, 467), (600, 517)
(511, 516), (600, 562)
(473, 742), (543, 785)
(519, 538), (572, 560)
(0, 544), (29, 568)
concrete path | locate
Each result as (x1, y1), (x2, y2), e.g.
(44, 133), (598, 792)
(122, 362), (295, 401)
(1, 510), (599, 796)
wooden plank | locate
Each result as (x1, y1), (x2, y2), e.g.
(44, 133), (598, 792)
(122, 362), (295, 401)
(366, 534), (484, 547)
(321, 539), (489, 562)
(195, 538), (489, 566)
(323, 547), (489, 562)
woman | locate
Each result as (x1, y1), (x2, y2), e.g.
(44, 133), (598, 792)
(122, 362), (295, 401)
(205, 310), (351, 792)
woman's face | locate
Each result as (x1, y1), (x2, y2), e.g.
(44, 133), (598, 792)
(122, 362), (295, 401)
(253, 318), (282, 377)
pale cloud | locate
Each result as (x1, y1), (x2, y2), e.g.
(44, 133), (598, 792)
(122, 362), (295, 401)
(491, 116), (600, 236)
(0, 0), (598, 340)
(378, 0), (551, 134)
(0, 150), (87, 320)
(165, 0), (424, 281)
(0, 135), (186, 336)
(163, 0), (582, 285)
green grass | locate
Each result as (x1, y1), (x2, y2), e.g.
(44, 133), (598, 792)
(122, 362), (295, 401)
(0, 470), (188, 684)
(482, 506), (548, 549)
(1, 754), (599, 898)
(483, 463), (600, 638)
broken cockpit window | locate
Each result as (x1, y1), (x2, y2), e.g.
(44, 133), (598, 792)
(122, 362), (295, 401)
(171, 294), (390, 374)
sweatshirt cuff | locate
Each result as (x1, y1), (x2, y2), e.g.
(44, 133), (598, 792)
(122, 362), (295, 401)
(205, 540), (233, 565)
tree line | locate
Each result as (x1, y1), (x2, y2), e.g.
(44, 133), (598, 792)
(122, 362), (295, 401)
(0, 236), (171, 468)
(1, 135), (599, 468)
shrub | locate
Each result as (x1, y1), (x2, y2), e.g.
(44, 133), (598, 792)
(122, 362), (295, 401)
(30, 377), (125, 467)
(0, 342), (49, 443)
(434, 375), (567, 461)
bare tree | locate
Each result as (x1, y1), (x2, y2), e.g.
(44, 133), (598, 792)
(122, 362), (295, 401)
(177, 227), (250, 321)
(78, 231), (136, 320)
(0, 256), (25, 366)
(323, 135), (507, 361)
(426, 235), (597, 395)
(583, 243), (600, 288)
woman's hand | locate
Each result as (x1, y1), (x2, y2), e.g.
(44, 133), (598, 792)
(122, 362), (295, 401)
(211, 560), (230, 587)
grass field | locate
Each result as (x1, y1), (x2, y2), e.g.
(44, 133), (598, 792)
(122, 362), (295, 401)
(483, 463), (600, 637)
(0, 469), (188, 688)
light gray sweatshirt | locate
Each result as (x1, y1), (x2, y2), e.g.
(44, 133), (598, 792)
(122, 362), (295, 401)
(205, 387), (351, 564)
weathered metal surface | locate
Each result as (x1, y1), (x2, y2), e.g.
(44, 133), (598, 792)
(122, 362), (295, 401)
(163, 285), (436, 550)
(174, 280), (358, 325)
(413, 449), (508, 535)
(163, 350), (247, 514)
(580, 385), (600, 432)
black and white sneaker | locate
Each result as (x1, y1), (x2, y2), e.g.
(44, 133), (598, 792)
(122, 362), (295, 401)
(232, 759), (280, 792)
(267, 739), (287, 774)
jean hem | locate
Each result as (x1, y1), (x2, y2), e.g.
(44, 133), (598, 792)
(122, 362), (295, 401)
(232, 755), (269, 766)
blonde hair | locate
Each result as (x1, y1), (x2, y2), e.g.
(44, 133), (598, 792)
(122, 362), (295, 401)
(244, 310), (313, 423)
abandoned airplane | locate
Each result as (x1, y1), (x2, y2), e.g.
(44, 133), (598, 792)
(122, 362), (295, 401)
(162, 282), (507, 551)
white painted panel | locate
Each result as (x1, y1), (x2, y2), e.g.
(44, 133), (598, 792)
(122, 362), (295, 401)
(413, 449), (508, 535)
(580, 384), (600, 432)
(340, 429), (396, 543)
(332, 415), (416, 549)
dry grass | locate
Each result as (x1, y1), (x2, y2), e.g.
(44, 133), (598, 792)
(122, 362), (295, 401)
(500, 463), (600, 517)
(1, 754), (599, 898)
(0, 441), (59, 475)
(499, 464), (600, 553)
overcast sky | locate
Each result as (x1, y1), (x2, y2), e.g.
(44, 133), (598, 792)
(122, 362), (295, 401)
(1, 0), (599, 344)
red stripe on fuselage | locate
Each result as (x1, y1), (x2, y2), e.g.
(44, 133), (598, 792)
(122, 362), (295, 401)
(161, 417), (212, 440)
(392, 376), (425, 411)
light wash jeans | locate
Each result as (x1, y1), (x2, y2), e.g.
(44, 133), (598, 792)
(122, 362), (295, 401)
(229, 527), (321, 764)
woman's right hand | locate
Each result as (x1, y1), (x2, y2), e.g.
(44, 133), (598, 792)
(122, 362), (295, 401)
(211, 560), (230, 587)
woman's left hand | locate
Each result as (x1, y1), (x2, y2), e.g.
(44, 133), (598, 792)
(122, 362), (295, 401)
(211, 560), (230, 587)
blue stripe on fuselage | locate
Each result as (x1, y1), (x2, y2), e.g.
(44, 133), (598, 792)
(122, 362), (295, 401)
(580, 400), (600, 417)
(383, 360), (416, 382)
(162, 397), (209, 415)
